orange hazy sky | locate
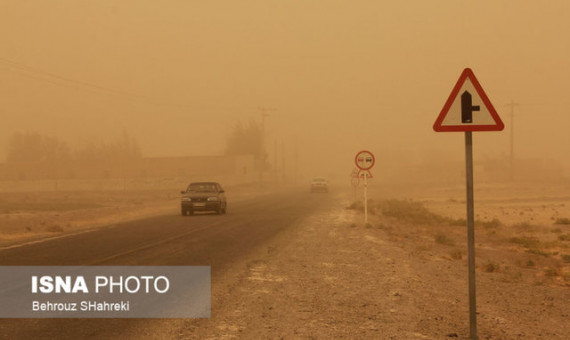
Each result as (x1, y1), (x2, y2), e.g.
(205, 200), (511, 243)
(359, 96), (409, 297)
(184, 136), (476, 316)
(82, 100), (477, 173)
(1, 1), (569, 177)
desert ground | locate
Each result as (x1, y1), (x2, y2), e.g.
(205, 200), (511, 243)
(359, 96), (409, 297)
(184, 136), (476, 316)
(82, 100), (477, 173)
(0, 179), (569, 339)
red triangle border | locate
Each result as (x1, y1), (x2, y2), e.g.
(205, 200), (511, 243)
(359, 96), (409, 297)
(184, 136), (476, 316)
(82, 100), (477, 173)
(433, 68), (504, 132)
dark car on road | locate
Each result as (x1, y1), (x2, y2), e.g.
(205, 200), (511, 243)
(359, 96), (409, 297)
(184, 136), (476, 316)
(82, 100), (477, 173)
(181, 182), (227, 216)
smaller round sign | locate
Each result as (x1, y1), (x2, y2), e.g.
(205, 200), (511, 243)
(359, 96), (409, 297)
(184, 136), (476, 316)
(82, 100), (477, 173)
(355, 150), (375, 170)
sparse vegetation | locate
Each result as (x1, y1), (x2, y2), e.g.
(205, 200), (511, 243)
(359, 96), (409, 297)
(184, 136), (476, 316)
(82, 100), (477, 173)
(483, 261), (500, 273)
(527, 249), (551, 257)
(434, 232), (454, 246)
(561, 255), (570, 263)
(346, 201), (364, 211)
(526, 259), (535, 267)
(380, 199), (455, 225)
(450, 249), (462, 260)
(555, 217), (570, 225)
(477, 218), (502, 229)
(558, 233), (570, 241)
(509, 237), (541, 249)
(512, 222), (535, 232)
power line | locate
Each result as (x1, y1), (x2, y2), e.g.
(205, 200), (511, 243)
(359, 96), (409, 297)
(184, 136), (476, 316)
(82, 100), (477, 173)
(0, 56), (235, 111)
(0, 57), (148, 99)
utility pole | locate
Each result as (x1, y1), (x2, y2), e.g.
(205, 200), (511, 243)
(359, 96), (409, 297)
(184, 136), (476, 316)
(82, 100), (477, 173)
(258, 107), (276, 186)
(281, 142), (286, 184)
(506, 100), (519, 181)
(294, 137), (299, 185)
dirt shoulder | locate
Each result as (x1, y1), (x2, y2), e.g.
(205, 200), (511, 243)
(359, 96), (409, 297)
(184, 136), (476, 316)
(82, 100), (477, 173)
(176, 191), (569, 339)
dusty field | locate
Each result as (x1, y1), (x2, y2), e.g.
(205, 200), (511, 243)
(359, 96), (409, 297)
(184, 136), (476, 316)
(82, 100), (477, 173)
(0, 182), (267, 247)
(176, 184), (569, 339)
(1, 181), (568, 339)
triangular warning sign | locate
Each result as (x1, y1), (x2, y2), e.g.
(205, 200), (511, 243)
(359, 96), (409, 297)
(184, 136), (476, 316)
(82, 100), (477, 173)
(433, 68), (504, 132)
(358, 169), (373, 178)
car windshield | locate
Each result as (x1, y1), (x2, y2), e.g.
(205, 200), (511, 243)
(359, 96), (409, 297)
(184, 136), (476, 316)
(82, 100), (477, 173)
(188, 184), (218, 192)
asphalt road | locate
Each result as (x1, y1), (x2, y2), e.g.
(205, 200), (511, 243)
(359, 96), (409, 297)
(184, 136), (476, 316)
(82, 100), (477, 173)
(0, 189), (331, 339)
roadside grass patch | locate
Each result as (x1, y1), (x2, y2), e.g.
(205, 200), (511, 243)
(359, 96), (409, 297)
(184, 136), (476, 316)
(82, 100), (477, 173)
(555, 217), (570, 225)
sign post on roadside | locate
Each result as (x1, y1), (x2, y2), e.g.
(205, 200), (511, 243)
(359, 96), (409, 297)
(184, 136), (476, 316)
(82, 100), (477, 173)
(355, 151), (375, 224)
(433, 68), (504, 340)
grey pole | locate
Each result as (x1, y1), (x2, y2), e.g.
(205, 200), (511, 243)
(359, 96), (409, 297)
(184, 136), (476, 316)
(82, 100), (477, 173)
(465, 131), (477, 339)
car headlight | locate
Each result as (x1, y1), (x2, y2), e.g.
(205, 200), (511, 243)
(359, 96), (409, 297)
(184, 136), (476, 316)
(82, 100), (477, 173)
(207, 197), (219, 201)
(182, 197), (192, 202)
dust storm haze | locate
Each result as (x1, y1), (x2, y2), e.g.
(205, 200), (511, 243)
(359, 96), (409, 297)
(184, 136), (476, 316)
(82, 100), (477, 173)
(1, 0), (570, 185)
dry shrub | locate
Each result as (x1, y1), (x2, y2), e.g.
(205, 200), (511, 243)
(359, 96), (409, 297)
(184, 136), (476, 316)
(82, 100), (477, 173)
(555, 217), (570, 225)
(435, 232), (454, 246)
(484, 261), (500, 273)
(450, 249), (462, 260)
(346, 201), (364, 212)
(509, 237), (541, 249)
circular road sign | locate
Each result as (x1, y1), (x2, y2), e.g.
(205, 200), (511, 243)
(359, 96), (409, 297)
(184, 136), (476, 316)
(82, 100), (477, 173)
(355, 150), (375, 170)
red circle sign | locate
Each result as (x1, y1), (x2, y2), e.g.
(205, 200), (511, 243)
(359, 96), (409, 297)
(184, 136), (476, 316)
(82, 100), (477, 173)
(355, 150), (375, 170)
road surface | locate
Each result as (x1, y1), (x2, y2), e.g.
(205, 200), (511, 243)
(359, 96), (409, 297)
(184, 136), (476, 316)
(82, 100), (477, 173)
(0, 189), (330, 339)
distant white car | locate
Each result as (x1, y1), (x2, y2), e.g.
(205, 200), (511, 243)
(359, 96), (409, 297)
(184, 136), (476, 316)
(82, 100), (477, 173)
(310, 178), (329, 193)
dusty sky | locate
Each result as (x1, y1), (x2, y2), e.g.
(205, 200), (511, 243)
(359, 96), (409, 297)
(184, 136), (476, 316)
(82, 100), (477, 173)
(1, 1), (569, 179)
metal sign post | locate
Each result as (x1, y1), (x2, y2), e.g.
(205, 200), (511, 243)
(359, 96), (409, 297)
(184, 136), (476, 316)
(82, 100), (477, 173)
(355, 150), (375, 225)
(465, 131), (477, 338)
(433, 68), (504, 340)
(363, 172), (368, 224)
